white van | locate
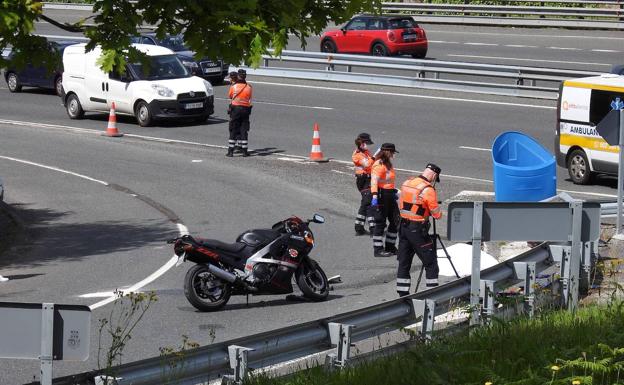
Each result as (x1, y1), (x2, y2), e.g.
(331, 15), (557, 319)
(556, 74), (624, 184)
(62, 43), (214, 126)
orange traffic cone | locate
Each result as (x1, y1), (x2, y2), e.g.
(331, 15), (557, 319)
(309, 122), (328, 162)
(103, 102), (123, 137)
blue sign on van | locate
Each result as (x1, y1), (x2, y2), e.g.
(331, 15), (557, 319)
(611, 97), (624, 111)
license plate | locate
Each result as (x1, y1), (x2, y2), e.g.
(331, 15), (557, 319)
(184, 102), (203, 109)
(403, 34), (417, 40)
(204, 67), (221, 73)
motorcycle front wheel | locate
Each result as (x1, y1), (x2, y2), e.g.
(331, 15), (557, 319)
(184, 264), (232, 311)
(296, 258), (329, 301)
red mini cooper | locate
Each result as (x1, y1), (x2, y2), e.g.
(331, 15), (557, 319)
(320, 15), (428, 58)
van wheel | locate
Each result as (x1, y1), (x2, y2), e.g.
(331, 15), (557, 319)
(7, 72), (22, 93)
(66, 94), (84, 119)
(567, 149), (593, 185)
(135, 101), (152, 127)
(54, 76), (63, 97)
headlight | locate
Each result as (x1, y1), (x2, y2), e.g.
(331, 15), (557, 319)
(203, 80), (214, 97)
(151, 84), (174, 97)
(182, 60), (198, 68)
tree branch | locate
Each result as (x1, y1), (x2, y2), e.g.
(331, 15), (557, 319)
(39, 14), (85, 33)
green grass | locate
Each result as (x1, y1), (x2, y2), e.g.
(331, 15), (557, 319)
(248, 301), (624, 385)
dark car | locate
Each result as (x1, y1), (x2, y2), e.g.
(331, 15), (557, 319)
(320, 15), (428, 58)
(3, 40), (79, 96)
(131, 34), (229, 84)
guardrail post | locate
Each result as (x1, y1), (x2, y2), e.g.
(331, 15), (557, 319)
(480, 280), (495, 325)
(513, 261), (536, 318)
(411, 299), (436, 342)
(223, 345), (254, 385)
(470, 201), (484, 326)
(418, 70), (426, 78)
(263, 58), (269, 67)
(40, 303), (54, 385)
(568, 201), (582, 311)
(326, 322), (354, 369)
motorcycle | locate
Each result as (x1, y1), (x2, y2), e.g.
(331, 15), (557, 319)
(167, 214), (330, 311)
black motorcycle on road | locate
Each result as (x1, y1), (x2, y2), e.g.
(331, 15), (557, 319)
(168, 214), (330, 311)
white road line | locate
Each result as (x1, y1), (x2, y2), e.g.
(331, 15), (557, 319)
(460, 146), (491, 152)
(250, 82), (556, 110)
(592, 49), (621, 53)
(504, 45), (538, 48)
(465, 42), (498, 46)
(191, 159), (203, 163)
(0, 152), (188, 309)
(447, 54), (611, 67)
(331, 169), (351, 176)
(214, 97), (333, 110)
(427, 30), (624, 40)
(548, 47), (582, 51)
(428, 40), (460, 44)
(453, 190), (495, 198)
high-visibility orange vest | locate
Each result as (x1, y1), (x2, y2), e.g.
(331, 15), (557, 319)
(399, 176), (441, 222)
(352, 149), (373, 176)
(229, 83), (253, 107)
(371, 160), (395, 195)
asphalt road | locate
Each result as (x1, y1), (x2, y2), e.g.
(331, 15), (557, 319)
(0, 12), (620, 384)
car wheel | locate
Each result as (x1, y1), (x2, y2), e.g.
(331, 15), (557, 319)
(66, 93), (84, 119)
(567, 149), (593, 185)
(371, 43), (388, 57)
(135, 100), (152, 127)
(54, 76), (63, 96)
(6, 72), (22, 93)
(320, 39), (337, 54)
(411, 48), (428, 59)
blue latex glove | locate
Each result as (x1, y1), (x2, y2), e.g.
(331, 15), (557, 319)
(371, 196), (378, 206)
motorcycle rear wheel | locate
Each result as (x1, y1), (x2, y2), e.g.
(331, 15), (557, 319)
(184, 264), (232, 311)
(296, 258), (329, 301)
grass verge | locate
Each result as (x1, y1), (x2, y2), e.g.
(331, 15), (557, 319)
(248, 301), (624, 385)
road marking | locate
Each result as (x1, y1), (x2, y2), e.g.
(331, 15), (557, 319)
(427, 30), (624, 40)
(460, 146), (491, 152)
(331, 169), (351, 176)
(447, 54), (611, 67)
(453, 190), (495, 198)
(465, 42), (498, 46)
(250, 82), (556, 110)
(548, 46), (582, 51)
(504, 45), (538, 48)
(428, 40), (460, 44)
(0, 152), (188, 309)
(592, 49), (621, 53)
(191, 159), (203, 163)
(214, 97), (333, 110)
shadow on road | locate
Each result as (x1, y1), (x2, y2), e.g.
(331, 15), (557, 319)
(0, 202), (175, 269)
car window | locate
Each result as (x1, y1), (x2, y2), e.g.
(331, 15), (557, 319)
(367, 18), (385, 30)
(346, 18), (367, 31)
(589, 89), (624, 126)
(388, 18), (417, 29)
(130, 36), (141, 44)
(109, 65), (132, 82)
(141, 37), (156, 45)
(158, 35), (188, 52)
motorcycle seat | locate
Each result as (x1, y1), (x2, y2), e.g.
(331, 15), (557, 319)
(199, 239), (246, 254)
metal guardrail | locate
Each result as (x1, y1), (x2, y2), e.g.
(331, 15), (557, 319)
(382, 1), (624, 30)
(242, 50), (601, 99)
(46, 243), (555, 385)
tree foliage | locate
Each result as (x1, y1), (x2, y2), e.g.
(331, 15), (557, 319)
(1, 0), (381, 72)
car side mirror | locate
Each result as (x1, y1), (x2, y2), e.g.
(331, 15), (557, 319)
(340, 28), (347, 35)
(312, 214), (325, 224)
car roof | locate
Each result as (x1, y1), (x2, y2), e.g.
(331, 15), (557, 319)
(352, 14), (415, 20)
(65, 43), (175, 56)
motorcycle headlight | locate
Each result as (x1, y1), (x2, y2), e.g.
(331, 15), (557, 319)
(203, 79), (214, 97)
(151, 84), (175, 97)
(182, 60), (198, 68)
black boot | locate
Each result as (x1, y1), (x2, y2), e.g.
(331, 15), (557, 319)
(385, 244), (398, 255)
(226, 149), (234, 157)
(374, 248), (392, 258)
(242, 149), (249, 157)
(355, 225), (366, 236)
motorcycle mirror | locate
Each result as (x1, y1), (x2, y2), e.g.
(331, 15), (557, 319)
(312, 214), (325, 223)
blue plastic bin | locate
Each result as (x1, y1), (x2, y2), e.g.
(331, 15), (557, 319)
(492, 131), (556, 202)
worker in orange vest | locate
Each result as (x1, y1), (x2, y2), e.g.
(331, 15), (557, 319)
(227, 69), (253, 157)
(396, 163), (442, 296)
(370, 143), (399, 258)
(352, 133), (375, 235)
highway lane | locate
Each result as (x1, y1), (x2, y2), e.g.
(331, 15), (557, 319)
(34, 9), (623, 73)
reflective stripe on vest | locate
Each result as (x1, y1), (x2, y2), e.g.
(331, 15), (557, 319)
(400, 182), (431, 221)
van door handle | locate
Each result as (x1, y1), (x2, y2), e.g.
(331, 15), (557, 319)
(105, 82), (109, 92)
(101, 82), (105, 91)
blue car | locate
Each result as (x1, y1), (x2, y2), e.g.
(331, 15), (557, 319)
(130, 34), (229, 84)
(3, 40), (79, 96)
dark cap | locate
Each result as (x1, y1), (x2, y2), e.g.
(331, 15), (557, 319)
(357, 132), (373, 144)
(380, 143), (398, 153)
(425, 163), (441, 182)
(237, 69), (247, 76)
(229, 71), (238, 77)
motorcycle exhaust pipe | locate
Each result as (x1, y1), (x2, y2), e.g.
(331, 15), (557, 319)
(206, 264), (237, 283)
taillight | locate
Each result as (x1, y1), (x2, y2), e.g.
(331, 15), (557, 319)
(387, 31), (396, 42)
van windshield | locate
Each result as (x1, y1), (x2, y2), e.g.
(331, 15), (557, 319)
(129, 55), (190, 80)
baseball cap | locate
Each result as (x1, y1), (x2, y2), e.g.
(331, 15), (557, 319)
(426, 163), (441, 182)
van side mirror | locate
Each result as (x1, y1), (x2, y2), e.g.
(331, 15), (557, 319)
(312, 214), (325, 224)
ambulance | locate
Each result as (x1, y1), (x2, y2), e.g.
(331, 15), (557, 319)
(556, 74), (624, 184)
